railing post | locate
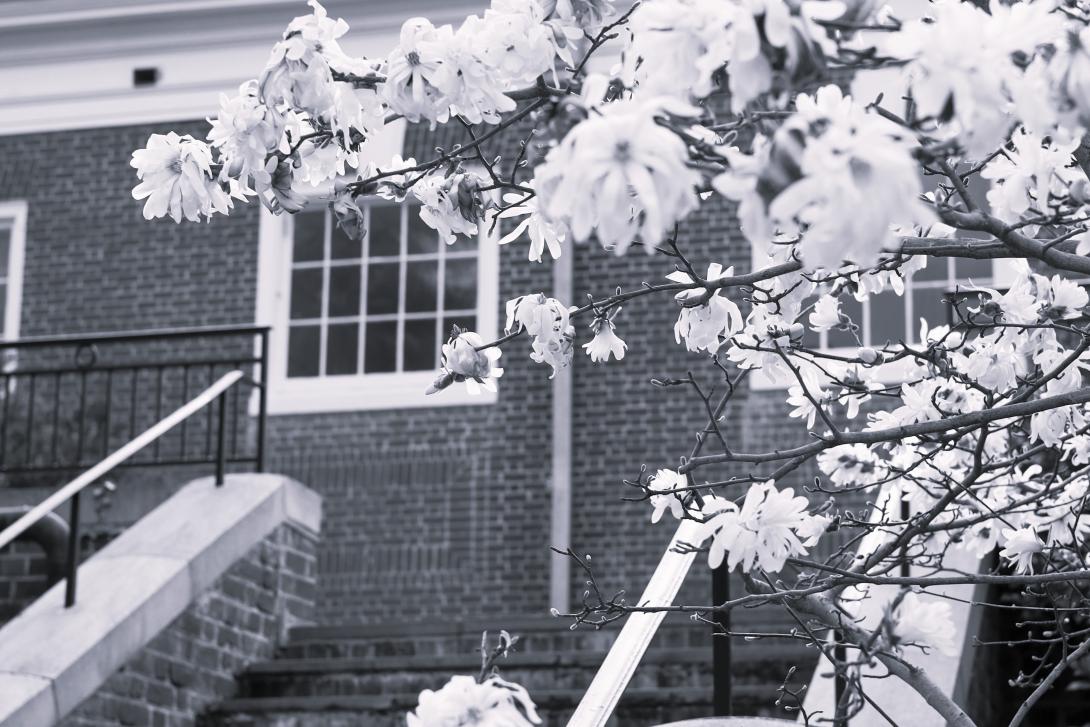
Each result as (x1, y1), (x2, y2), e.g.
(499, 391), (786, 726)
(712, 562), (732, 715)
(256, 330), (268, 473)
(64, 490), (80, 608)
(834, 629), (847, 723)
(215, 391), (227, 486)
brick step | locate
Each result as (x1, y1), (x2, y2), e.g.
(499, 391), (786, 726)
(281, 612), (801, 660)
(236, 644), (812, 699)
(200, 685), (787, 727)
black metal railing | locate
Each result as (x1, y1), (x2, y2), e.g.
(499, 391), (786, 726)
(0, 325), (268, 486)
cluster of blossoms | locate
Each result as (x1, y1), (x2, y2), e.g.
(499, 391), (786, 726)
(406, 674), (540, 727)
(137, 0), (1090, 718)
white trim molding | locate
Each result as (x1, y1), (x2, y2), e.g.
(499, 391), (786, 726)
(0, 200), (28, 342)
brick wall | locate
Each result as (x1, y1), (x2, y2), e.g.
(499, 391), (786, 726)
(0, 541), (52, 622)
(57, 522), (318, 727)
(0, 110), (842, 627)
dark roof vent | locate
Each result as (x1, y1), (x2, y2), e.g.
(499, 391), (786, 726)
(133, 67), (159, 88)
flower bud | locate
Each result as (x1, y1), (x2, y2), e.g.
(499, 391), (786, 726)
(444, 334), (493, 380)
(857, 346), (881, 365)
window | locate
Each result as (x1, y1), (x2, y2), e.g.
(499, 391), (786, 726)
(805, 256), (996, 349)
(0, 201), (26, 342)
(257, 200), (499, 414)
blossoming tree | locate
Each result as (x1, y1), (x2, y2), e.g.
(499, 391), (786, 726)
(132, 0), (1090, 723)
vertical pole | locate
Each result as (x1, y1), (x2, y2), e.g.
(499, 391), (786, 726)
(64, 491), (81, 608)
(834, 630), (847, 722)
(256, 331), (268, 473)
(712, 563), (732, 715)
(548, 237), (573, 613)
(215, 392), (227, 486)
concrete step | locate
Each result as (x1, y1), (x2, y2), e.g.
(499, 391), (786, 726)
(236, 643), (811, 699)
(279, 612), (801, 660)
(200, 685), (783, 727)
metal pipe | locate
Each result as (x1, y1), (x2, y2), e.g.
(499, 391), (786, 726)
(0, 507), (69, 584)
(256, 330), (268, 473)
(64, 491), (80, 608)
(712, 563), (732, 715)
(215, 392), (227, 486)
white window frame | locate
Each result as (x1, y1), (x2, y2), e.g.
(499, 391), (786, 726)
(256, 203), (499, 414)
(0, 200), (27, 343)
(747, 240), (1023, 390)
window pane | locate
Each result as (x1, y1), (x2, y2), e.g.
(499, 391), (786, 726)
(913, 288), (951, 339)
(331, 222), (361, 260)
(287, 325), (321, 377)
(290, 269), (323, 320)
(869, 292), (907, 346)
(912, 258), (949, 282)
(444, 258), (477, 310)
(369, 205), (400, 256)
(367, 262), (400, 315)
(0, 227), (10, 279)
(954, 257), (993, 280)
(449, 233), (477, 253)
(293, 212), (325, 262)
(326, 323), (359, 375)
(827, 297), (862, 348)
(329, 265), (361, 317)
(443, 315), (476, 340)
(404, 319), (437, 371)
(406, 261), (438, 312)
(364, 321), (397, 373)
(408, 207), (437, 254)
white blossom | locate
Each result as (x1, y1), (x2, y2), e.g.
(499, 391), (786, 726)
(647, 469), (687, 523)
(131, 133), (231, 223)
(583, 318), (626, 363)
(999, 526), (1046, 574)
(506, 294), (575, 377)
(891, 592), (958, 657)
(534, 97), (703, 253)
(496, 183), (565, 262)
(431, 330), (504, 395)
(407, 674), (540, 727)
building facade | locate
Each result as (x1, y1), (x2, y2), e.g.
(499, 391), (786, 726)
(0, 0), (1007, 632)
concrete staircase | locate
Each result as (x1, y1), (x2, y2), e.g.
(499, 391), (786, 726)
(200, 612), (818, 726)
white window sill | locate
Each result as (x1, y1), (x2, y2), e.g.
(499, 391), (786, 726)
(266, 371), (498, 415)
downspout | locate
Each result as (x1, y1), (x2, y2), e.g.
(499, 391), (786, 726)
(549, 246), (574, 613)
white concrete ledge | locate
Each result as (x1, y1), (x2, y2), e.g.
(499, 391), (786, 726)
(0, 473), (321, 727)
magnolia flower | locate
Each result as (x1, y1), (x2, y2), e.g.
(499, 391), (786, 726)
(1038, 274), (1089, 320)
(817, 443), (886, 488)
(534, 97), (703, 253)
(808, 295), (842, 333)
(786, 375), (826, 429)
(647, 469), (687, 523)
(412, 172), (486, 244)
(506, 294), (574, 377)
(999, 526), (1045, 574)
(891, 592), (958, 657)
(131, 133), (232, 223)
(441, 18), (519, 125)
(583, 318), (626, 363)
(473, 0), (558, 88)
(1050, 25), (1090, 133)
(496, 184), (565, 262)
(428, 330), (504, 395)
(698, 481), (825, 573)
(407, 674), (540, 727)
(383, 18), (453, 124)
(669, 264), (744, 353)
(982, 129), (1078, 230)
(259, 1), (347, 116)
(206, 80), (282, 192)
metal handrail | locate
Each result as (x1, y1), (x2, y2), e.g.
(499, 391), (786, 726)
(0, 369), (245, 607)
(0, 324), (270, 350)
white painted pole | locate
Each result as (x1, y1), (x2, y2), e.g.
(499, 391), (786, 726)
(0, 370), (244, 552)
(549, 244), (574, 613)
(566, 518), (703, 727)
